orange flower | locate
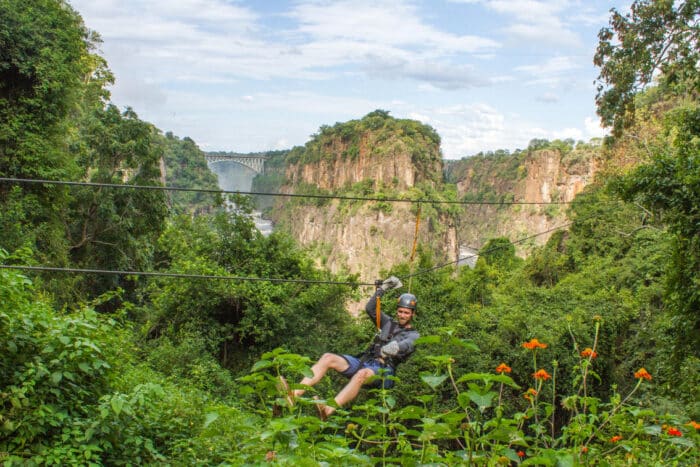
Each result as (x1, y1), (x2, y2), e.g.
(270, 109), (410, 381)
(523, 388), (538, 401)
(581, 446), (588, 454)
(265, 451), (277, 462)
(533, 369), (552, 380)
(495, 363), (512, 374)
(522, 338), (547, 350)
(517, 450), (525, 458)
(580, 347), (598, 359)
(666, 427), (682, 437)
(610, 435), (622, 443)
(687, 421), (700, 430)
(634, 368), (652, 381)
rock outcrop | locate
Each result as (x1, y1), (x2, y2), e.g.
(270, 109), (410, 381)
(266, 113), (601, 312)
(449, 147), (600, 253)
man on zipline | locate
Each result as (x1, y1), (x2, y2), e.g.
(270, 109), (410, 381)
(281, 276), (420, 419)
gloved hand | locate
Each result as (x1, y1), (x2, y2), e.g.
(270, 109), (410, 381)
(380, 276), (402, 291)
(380, 341), (400, 358)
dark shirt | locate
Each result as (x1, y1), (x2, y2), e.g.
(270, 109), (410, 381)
(365, 289), (420, 365)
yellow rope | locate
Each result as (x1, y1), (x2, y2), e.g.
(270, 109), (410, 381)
(376, 294), (381, 331)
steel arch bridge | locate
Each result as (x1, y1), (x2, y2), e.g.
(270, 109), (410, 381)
(204, 154), (269, 174)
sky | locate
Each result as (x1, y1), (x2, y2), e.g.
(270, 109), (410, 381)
(68, 0), (629, 160)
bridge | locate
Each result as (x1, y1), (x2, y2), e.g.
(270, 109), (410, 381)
(204, 153), (269, 174)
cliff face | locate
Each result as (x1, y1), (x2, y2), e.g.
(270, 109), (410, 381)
(268, 113), (600, 312)
(450, 148), (600, 252)
(270, 112), (449, 313)
(285, 134), (430, 191)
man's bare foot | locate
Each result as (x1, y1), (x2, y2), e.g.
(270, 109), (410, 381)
(277, 376), (295, 407)
(312, 395), (333, 421)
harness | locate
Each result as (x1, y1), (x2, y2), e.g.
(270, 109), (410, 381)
(360, 320), (404, 368)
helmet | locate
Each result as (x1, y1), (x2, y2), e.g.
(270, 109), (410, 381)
(397, 293), (417, 311)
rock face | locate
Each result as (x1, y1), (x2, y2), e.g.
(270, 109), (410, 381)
(285, 136), (431, 191)
(450, 148), (600, 253)
(269, 112), (449, 313)
(268, 113), (600, 312)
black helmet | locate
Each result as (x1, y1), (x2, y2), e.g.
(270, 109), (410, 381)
(397, 293), (417, 311)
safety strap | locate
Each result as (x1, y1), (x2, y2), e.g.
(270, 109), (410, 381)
(375, 293), (381, 331)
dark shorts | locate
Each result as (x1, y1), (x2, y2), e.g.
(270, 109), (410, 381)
(340, 355), (395, 389)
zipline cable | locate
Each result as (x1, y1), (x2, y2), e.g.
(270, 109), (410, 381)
(0, 264), (371, 287)
(0, 220), (576, 287)
(401, 220), (575, 280)
(0, 177), (594, 206)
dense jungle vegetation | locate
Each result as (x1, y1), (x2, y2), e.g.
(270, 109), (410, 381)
(1, 0), (699, 465)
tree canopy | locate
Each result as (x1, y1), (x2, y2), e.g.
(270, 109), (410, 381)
(594, 0), (700, 134)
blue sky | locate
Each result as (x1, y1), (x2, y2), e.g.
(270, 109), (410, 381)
(69, 0), (628, 159)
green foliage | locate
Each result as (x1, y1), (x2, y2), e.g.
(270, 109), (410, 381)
(289, 110), (442, 185)
(0, 0), (95, 269)
(62, 105), (169, 305)
(162, 133), (222, 215)
(0, 264), (121, 461)
(594, 0), (700, 134)
(146, 207), (359, 372)
(610, 104), (700, 358)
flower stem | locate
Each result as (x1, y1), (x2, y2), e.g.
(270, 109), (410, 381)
(585, 378), (643, 446)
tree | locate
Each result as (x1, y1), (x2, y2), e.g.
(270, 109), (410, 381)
(612, 105), (700, 355)
(161, 133), (221, 216)
(594, 0), (700, 134)
(0, 0), (94, 259)
(65, 105), (169, 303)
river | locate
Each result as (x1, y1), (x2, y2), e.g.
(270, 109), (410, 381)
(207, 160), (274, 236)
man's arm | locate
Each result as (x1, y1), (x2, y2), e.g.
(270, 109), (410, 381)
(365, 276), (402, 324)
(382, 329), (420, 360)
(365, 288), (388, 325)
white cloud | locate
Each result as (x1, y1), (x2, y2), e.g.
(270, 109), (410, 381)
(290, 0), (499, 53)
(458, 0), (582, 46)
(584, 115), (607, 138)
(516, 56), (582, 86)
(68, 0), (622, 157)
(364, 55), (491, 89)
(536, 92), (559, 103)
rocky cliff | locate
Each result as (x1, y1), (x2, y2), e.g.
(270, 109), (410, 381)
(268, 111), (451, 312)
(264, 114), (600, 312)
(446, 144), (600, 254)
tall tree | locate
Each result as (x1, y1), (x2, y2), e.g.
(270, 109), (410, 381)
(65, 105), (169, 302)
(595, 0), (700, 359)
(594, 0), (699, 135)
(0, 0), (94, 259)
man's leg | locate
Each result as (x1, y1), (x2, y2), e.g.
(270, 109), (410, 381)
(293, 353), (350, 398)
(317, 368), (375, 418)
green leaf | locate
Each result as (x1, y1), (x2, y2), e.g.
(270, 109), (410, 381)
(667, 437), (695, 448)
(251, 360), (273, 372)
(522, 456), (556, 466)
(203, 412), (219, 428)
(415, 335), (441, 345)
(110, 397), (124, 416)
(448, 337), (479, 351)
(51, 372), (63, 384)
(466, 390), (496, 411)
(420, 373), (448, 390)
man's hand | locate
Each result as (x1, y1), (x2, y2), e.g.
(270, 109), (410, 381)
(381, 341), (400, 358)
(380, 276), (402, 291)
